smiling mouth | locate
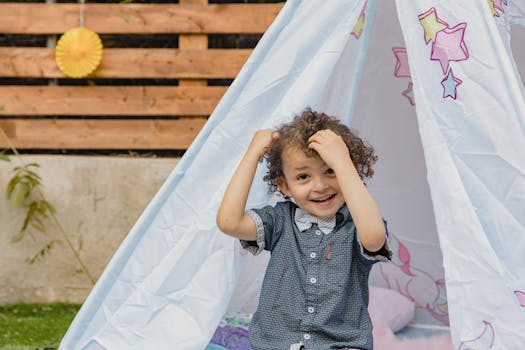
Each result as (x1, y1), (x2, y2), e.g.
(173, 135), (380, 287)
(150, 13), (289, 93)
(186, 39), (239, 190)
(311, 194), (336, 203)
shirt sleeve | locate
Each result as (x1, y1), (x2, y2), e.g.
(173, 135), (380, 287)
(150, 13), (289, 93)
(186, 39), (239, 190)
(239, 203), (285, 255)
(356, 219), (393, 263)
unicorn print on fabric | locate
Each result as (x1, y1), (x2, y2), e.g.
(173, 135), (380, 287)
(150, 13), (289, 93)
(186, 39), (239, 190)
(378, 234), (449, 325)
(418, 7), (469, 100)
(515, 290), (525, 307)
(210, 315), (251, 350)
(458, 321), (495, 350)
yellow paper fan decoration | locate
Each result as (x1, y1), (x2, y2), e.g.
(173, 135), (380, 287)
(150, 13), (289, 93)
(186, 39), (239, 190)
(55, 27), (103, 78)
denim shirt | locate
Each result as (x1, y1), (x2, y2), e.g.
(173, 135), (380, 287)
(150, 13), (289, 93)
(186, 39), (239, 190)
(241, 201), (391, 350)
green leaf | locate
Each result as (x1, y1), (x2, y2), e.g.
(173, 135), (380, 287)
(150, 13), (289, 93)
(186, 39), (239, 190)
(30, 221), (48, 236)
(6, 175), (21, 197)
(22, 173), (41, 186)
(9, 183), (26, 208)
(26, 255), (38, 265)
(26, 240), (58, 264)
(0, 149), (10, 162)
(41, 200), (56, 214)
(10, 229), (26, 243)
(31, 221), (46, 234)
(20, 202), (37, 232)
(18, 177), (34, 197)
(25, 170), (42, 181)
(35, 200), (49, 217)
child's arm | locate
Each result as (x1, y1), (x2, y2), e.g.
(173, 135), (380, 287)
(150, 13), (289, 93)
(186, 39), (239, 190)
(216, 129), (274, 240)
(308, 130), (386, 252)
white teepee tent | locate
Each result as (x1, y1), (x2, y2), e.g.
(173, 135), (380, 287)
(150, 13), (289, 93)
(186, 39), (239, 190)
(60, 0), (525, 349)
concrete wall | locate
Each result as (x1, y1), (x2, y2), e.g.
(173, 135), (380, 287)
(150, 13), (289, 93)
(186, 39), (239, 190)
(0, 155), (178, 304)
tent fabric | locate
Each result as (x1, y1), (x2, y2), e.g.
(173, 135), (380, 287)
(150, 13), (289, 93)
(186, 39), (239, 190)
(395, 1), (525, 348)
(59, 0), (525, 349)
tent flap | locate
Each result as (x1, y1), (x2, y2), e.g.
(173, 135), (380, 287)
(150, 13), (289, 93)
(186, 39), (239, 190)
(396, 0), (525, 347)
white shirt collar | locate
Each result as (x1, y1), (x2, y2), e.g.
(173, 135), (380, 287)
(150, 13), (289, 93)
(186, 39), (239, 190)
(294, 207), (336, 234)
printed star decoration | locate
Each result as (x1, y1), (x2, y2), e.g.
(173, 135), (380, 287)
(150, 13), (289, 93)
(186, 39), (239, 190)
(351, 1), (367, 39)
(393, 47), (411, 77)
(392, 47), (414, 106)
(441, 68), (462, 99)
(431, 22), (469, 74)
(402, 82), (415, 105)
(492, 0), (505, 12)
(418, 7), (448, 44)
(418, 7), (471, 101)
(487, 0), (498, 17)
(351, 13), (365, 38)
(488, 0), (506, 17)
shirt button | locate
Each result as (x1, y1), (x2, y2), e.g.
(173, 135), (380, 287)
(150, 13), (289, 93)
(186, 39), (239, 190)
(310, 252), (316, 258)
(310, 277), (317, 284)
(315, 230), (322, 235)
(304, 333), (311, 340)
(308, 306), (315, 313)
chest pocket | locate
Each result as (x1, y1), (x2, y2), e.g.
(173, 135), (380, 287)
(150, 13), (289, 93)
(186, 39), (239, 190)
(325, 233), (354, 286)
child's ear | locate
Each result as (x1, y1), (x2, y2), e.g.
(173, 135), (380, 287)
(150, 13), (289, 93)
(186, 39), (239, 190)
(276, 176), (291, 198)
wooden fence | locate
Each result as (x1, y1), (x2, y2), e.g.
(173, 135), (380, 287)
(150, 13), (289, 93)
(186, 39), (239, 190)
(0, 1), (283, 150)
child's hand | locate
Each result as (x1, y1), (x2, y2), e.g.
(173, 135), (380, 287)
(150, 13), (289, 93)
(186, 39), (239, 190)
(308, 129), (351, 170)
(248, 129), (277, 159)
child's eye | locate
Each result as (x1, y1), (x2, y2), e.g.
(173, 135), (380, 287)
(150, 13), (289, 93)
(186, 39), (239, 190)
(296, 173), (309, 181)
(325, 168), (335, 175)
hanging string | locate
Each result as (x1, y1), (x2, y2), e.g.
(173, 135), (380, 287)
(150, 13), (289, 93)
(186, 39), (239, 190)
(79, 0), (85, 27)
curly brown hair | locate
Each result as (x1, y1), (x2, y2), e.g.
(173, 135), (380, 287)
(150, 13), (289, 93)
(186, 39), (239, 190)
(263, 108), (377, 194)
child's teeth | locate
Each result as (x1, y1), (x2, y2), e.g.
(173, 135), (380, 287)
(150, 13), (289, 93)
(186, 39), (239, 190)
(314, 194), (332, 202)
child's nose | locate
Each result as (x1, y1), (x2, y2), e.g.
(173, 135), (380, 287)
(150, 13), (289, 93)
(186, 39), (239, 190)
(313, 177), (330, 191)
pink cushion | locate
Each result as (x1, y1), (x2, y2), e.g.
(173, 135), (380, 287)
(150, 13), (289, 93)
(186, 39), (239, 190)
(368, 286), (415, 332)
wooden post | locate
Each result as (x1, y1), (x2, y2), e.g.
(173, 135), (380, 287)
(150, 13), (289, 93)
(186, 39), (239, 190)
(178, 0), (209, 134)
(179, 0), (209, 88)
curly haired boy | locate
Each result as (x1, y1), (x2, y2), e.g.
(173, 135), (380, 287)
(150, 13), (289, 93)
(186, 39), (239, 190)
(217, 108), (391, 350)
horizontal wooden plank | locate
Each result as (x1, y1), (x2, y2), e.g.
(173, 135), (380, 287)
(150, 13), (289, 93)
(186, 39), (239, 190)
(0, 3), (282, 34)
(0, 118), (206, 149)
(0, 48), (251, 79)
(0, 86), (227, 116)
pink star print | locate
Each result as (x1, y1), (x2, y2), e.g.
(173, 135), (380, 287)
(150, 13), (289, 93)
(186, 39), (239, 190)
(402, 81), (415, 106)
(431, 22), (469, 74)
(392, 47), (411, 78)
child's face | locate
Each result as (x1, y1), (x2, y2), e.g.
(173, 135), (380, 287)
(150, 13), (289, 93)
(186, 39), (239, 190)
(277, 147), (345, 218)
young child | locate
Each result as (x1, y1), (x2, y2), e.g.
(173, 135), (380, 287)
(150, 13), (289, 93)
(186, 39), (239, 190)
(217, 108), (391, 350)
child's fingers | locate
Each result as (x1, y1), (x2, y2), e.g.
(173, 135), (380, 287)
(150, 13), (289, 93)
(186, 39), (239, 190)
(311, 130), (346, 147)
(307, 132), (320, 143)
(308, 129), (335, 142)
(308, 132), (331, 149)
(307, 139), (319, 148)
(307, 132), (324, 145)
(251, 129), (276, 158)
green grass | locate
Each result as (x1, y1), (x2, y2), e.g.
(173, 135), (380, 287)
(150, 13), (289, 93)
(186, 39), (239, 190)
(0, 303), (81, 350)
